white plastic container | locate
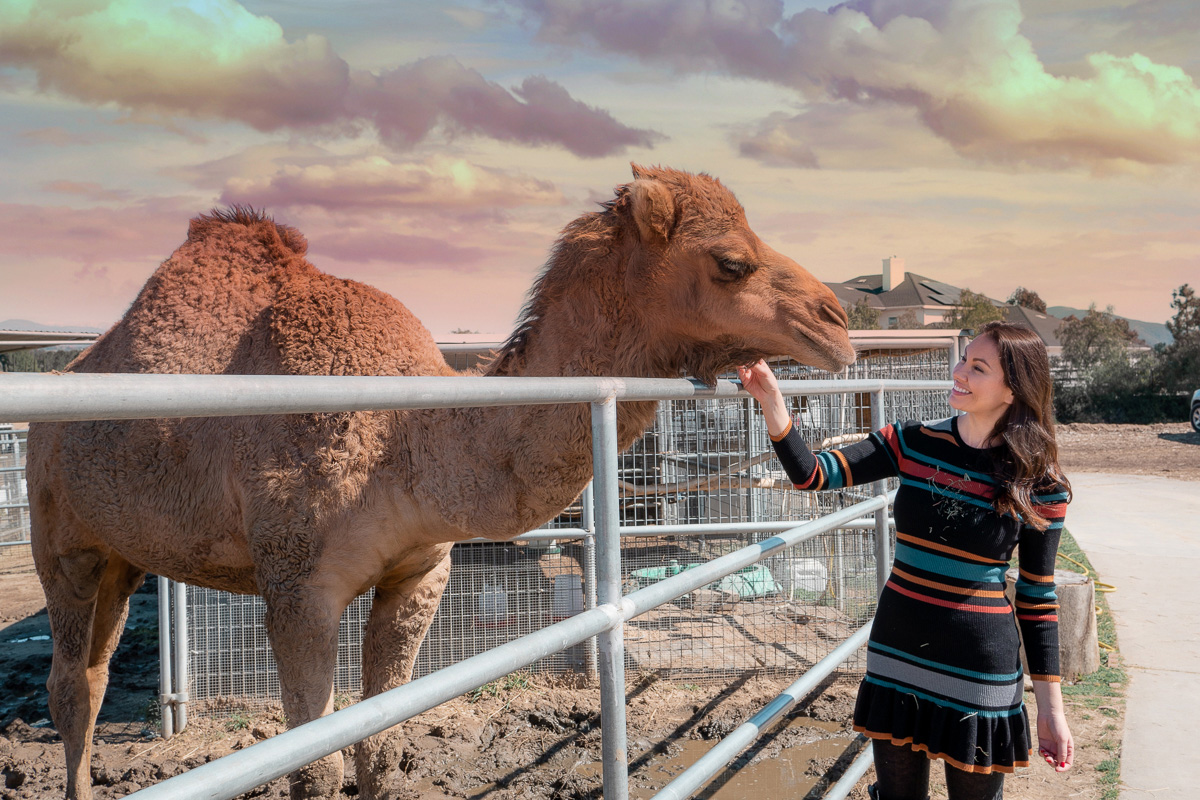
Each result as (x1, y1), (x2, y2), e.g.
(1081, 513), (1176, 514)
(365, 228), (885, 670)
(478, 583), (510, 626)
(788, 558), (828, 597)
(552, 574), (584, 620)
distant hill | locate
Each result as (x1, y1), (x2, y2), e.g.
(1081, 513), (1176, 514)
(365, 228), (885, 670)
(0, 319), (105, 334)
(1046, 307), (1173, 348)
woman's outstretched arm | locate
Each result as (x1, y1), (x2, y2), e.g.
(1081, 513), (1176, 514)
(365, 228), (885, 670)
(737, 359), (900, 491)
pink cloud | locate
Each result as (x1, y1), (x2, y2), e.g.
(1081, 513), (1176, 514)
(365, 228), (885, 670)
(42, 181), (132, 202)
(19, 127), (110, 147)
(0, 201), (192, 260)
(218, 154), (564, 213)
(309, 230), (487, 268)
(0, 1), (660, 157)
(353, 57), (663, 156)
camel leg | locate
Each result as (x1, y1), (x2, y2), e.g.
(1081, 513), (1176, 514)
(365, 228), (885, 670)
(39, 547), (144, 800)
(354, 550), (453, 800)
(262, 587), (345, 800)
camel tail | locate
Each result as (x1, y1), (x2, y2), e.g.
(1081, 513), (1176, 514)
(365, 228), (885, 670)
(187, 205), (309, 256)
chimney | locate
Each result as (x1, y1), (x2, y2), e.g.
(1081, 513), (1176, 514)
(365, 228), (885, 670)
(882, 256), (905, 292)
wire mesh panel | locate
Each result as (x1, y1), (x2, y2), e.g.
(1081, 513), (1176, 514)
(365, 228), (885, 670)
(0, 428), (31, 562)
(617, 527), (878, 679)
(180, 342), (955, 716)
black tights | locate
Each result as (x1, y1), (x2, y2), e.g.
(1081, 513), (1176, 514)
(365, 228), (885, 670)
(871, 739), (1005, 800)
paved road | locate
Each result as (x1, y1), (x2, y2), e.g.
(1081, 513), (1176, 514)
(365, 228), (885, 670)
(1067, 473), (1200, 800)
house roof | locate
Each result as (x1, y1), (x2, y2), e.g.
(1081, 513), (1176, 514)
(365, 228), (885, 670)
(824, 282), (884, 309)
(835, 272), (1002, 310)
(827, 271), (1069, 348)
(1001, 305), (1067, 347)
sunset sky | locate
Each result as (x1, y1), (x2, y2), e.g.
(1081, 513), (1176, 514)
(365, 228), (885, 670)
(2, 0), (1197, 338)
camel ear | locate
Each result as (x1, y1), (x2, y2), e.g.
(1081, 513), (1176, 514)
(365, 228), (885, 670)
(629, 178), (676, 245)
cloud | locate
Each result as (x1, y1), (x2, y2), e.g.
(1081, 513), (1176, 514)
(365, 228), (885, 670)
(735, 102), (965, 170)
(43, 181), (132, 202)
(512, 0), (1200, 168)
(0, 0), (660, 157)
(351, 57), (664, 156)
(309, 230), (487, 267)
(219, 154), (564, 212)
(18, 127), (111, 147)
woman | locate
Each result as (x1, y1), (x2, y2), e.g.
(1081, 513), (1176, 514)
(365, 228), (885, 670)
(737, 322), (1073, 800)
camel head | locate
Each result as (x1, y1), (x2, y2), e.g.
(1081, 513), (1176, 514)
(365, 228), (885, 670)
(610, 164), (855, 382)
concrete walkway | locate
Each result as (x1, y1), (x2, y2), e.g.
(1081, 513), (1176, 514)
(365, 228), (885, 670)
(1066, 473), (1200, 800)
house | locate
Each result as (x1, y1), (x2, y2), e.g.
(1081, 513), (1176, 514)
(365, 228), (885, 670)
(827, 257), (1066, 354)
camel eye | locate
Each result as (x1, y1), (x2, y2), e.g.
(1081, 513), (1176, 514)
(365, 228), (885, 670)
(714, 256), (753, 279)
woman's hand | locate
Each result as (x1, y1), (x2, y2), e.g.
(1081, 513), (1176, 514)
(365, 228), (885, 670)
(735, 360), (780, 405)
(736, 360), (791, 437)
(1037, 710), (1074, 772)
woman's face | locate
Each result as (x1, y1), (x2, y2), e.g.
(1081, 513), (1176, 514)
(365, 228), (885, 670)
(950, 334), (1015, 417)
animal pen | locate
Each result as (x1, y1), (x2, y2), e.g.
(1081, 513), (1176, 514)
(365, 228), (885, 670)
(0, 329), (961, 800)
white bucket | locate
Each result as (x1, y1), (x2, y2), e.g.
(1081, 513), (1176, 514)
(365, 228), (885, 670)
(788, 558), (828, 596)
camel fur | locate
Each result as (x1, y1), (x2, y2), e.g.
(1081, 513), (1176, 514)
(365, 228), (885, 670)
(28, 164), (855, 800)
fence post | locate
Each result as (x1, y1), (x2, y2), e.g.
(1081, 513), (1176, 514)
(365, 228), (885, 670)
(591, 397), (629, 800)
(173, 580), (189, 733)
(870, 389), (891, 597)
(581, 481), (599, 677)
(158, 576), (175, 739)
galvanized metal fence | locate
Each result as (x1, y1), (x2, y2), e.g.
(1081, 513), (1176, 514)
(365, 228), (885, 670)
(0, 330), (960, 800)
(173, 336), (957, 718)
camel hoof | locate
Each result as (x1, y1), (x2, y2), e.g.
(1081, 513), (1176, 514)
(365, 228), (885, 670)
(287, 753), (344, 800)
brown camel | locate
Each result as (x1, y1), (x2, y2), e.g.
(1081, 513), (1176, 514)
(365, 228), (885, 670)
(28, 164), (854, 800)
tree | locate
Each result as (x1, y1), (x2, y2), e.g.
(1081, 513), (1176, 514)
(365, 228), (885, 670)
(0, 350), (38, 372)
(894, 308), (923, 329)
(1166, 284), (1199, 343)
(940, 289), (1005, 331)
(1161, 284), (1200, 393)
(1057, 304), (1140, 373)
(1053, 304), (1168, 423)
(1008, 286), (1047, 313)
(846, 296), (879, 330)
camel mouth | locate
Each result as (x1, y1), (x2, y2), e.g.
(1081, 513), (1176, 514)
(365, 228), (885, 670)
(790, 326), (856, 374)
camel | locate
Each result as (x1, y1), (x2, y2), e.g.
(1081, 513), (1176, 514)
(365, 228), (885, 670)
(27, 164), (854, 800)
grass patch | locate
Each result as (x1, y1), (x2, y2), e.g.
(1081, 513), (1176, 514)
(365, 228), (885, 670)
(224, 710), (253, 732)
(1056, 527), (1127, 800)
(468, 670), (533, 702)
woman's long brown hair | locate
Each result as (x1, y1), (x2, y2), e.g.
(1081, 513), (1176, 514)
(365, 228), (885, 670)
(976, 321), (1072, 530)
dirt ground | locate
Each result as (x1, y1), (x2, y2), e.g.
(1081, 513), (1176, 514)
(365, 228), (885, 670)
(1056, 421), (1200, 482)
(2, 422), (1195, 799)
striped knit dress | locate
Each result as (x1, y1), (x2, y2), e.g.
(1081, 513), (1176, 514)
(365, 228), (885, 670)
(771, 415), (1068, 774)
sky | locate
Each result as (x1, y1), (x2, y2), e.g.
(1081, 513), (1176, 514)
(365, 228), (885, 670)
(1, 0), (1197, 338)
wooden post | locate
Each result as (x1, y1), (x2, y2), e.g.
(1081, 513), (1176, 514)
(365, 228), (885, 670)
(1006, 568), (1100, 682)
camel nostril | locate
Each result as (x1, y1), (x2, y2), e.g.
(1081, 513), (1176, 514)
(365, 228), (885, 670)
(825, 301), (849, 327)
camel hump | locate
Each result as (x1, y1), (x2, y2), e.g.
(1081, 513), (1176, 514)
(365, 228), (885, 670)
(270, 272), (452, 377)
(188, 206), (308, 257)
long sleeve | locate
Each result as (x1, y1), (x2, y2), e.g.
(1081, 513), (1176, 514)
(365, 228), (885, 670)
(1014, 485), (1070, 681)
(769, 417), (902, 491)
